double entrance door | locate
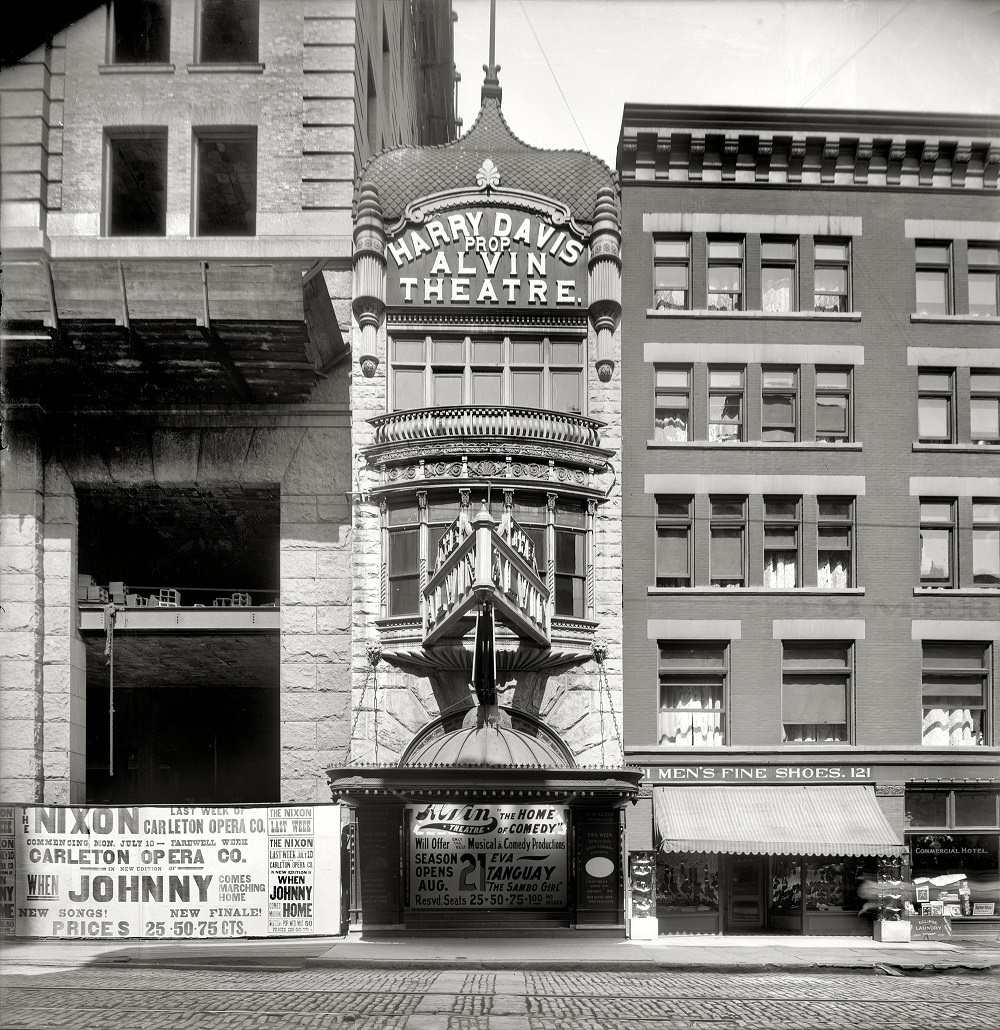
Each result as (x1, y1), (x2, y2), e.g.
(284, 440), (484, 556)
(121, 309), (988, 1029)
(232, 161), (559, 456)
(725, 855), (767, 933)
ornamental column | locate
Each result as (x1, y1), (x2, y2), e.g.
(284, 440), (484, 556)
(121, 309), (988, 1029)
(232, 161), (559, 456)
(352, 182), (386, 378)
(587, 186), (622, 382)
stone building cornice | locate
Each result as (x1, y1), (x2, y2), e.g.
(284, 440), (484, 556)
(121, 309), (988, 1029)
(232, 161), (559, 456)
(618, 105), (1000, 189)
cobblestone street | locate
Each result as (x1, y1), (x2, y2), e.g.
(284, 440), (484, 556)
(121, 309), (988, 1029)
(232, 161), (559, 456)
(2, 965), (998, 1029)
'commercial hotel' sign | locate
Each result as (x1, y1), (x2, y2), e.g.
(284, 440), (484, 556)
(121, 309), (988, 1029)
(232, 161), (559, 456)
(386, 208), (586, 308)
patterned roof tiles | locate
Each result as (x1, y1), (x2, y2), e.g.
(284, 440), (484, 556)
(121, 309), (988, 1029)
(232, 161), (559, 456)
(358, 99), (617, 226)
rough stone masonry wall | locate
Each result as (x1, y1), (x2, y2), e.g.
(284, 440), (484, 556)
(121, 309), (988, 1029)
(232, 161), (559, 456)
(0, 369), (353, 805)
(0, 428), (46, 801)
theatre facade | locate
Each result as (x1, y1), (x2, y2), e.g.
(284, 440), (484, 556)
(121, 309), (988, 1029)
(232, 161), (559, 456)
(328, 75), (639, 929)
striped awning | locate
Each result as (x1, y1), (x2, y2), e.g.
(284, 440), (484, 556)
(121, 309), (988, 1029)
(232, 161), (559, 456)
(653, 785), (904, 857)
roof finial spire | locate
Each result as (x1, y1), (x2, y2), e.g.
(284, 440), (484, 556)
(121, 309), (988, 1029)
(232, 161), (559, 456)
(481, 0), (502, 105)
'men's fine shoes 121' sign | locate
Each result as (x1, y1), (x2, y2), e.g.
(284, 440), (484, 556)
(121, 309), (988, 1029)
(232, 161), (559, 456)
(641, 765), (875, 782)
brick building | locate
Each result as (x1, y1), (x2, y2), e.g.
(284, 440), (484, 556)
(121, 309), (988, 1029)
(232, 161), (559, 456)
(618, 106), (1000, 936)
(0, 0), (456, 808)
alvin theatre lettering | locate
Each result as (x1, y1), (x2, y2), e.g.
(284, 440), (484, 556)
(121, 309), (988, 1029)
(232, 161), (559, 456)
(386, 209), (586, 307)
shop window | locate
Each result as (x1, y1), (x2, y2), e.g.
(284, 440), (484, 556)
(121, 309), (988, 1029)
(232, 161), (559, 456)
(707, 237), (744, 311)
(813, 239), (851, 312)
(654, 367), (690, 441)
(708, 367), (744, 442)
(781, 641), (852, 744)
(761, 238), (797, 312)
(915, 242), (952, 315)
(657, 642), (727, 746)
(973, 499), (1000, 586)
(195, 129), (257, 236)
(971, 371), (1000, 445)
(387, 501), (419, 616)
(554, 501), (586, 618)
(655, 853), (719, 913)
(710, 496), (746, 587)
(198, 0), (259, 63)
(817, 497), (854, 588)
(761, 367), (797, 441)
(763, 496), (799, 588)
(389, 335), (583, 414)
(921, 641), (989, 746)
(106, 130), (168, 236)
(815, 368), (852, 443)
(955, 790), (1000, 827)
(908, 789), (999, 916)
(655, 496), (692, 587)
(917, 371), (955, 443)
(653, 237), (690, 310)
(919, 499), (955, 588)
(111, 0), (170, 63)
(770, 857), (802, 914)
(906, 790), (949, 827)
(805, 858), (861, 911)
(968, 244), (1000, 317)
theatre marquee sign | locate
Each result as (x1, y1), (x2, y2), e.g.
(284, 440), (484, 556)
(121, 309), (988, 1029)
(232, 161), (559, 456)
(386, 208), (587, 309)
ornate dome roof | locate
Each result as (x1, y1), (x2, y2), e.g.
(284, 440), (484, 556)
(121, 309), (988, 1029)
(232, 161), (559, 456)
(357, 99), (617, 227)
(401, 705), (571, 769)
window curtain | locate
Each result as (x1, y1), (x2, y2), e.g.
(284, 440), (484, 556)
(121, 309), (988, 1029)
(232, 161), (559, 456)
(782, 723), (847, 743)
(922, 707), (981, 745)
(654, 414), (688, 441)
(654, 289), (686, 311)
(764, 553), (797, 588)
(762, 283), (791, 313)
(659, 688), (723, 745)
(817, 557), (849, 588)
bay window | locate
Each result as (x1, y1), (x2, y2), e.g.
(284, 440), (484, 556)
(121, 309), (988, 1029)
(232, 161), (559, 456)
(389, 334), (584, 413)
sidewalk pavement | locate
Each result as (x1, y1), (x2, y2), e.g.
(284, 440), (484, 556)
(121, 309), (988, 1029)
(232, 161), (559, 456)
(3, 931), (999, 974)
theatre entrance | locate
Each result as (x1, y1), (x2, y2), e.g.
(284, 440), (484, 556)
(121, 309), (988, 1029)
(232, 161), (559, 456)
(328, 703), (641, 932)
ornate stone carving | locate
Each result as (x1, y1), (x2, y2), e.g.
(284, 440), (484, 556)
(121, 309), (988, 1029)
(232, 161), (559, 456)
(360, 355), (379, 378)
(476, 158), (501, 191)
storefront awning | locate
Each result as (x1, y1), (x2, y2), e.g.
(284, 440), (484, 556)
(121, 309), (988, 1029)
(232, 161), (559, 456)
(653, 785), (904, 858)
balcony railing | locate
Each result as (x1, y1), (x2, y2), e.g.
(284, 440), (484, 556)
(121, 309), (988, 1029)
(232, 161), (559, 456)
(370, 405), (605, 450)
(423, 508), (549, 647)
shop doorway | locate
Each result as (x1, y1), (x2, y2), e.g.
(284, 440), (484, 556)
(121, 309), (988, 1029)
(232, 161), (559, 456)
(726, 856), (767, 932)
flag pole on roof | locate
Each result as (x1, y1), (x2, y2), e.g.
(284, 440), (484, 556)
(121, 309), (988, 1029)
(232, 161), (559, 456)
(481, 0), (502, 105)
